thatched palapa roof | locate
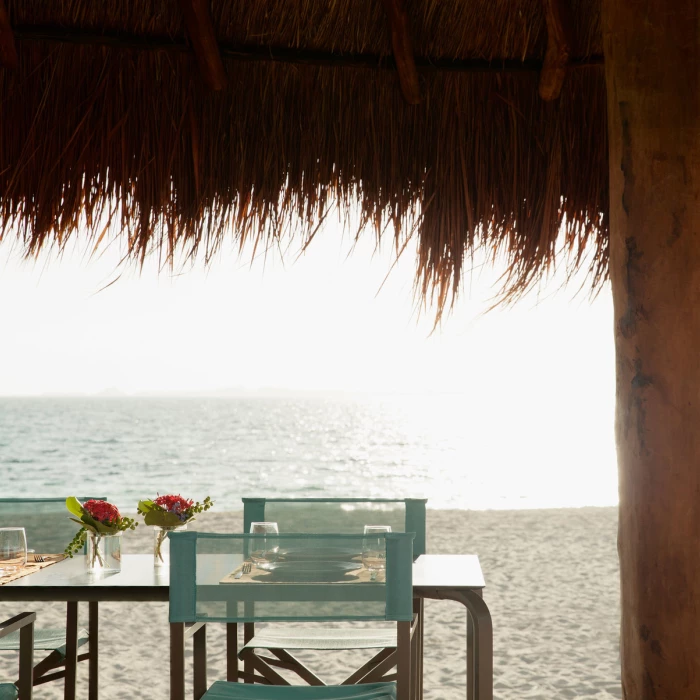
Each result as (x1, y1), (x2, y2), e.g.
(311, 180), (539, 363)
(0, 0), (607, 309)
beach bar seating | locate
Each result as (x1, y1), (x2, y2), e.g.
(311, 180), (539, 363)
(169, 531), (417, 700)
(0, 498), (103, 694)
(240, 498), (426, 686)
(0, 612), (36, 700)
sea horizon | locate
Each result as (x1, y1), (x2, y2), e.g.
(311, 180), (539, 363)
(0, 395), (618, 513)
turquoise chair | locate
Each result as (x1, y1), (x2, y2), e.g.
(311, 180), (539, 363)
(0, 612), (36, 700)
(0, 498), (104, 695)
(240, 499), (426, 685)
(242, 499), (427, 557)
(169, 531), (416, 700)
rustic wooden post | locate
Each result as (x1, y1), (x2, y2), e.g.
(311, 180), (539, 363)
(603, 1), (700, 697)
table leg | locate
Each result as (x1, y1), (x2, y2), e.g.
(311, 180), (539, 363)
(88, 601), (98, 700)
(467, 610), (474, 700)
(64, 602), (79, 700)
(415, 588), (492, 700)
(418, 598), (424, 700)
(410, 609), (418, 700)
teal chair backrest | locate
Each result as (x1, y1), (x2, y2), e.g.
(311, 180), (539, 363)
(242, 498), (427, 557)
(0, 497), (106, 553)
(169, 531), (414, 624)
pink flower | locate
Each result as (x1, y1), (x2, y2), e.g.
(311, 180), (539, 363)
(83, 499), (121, 525)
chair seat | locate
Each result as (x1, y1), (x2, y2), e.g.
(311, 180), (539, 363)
(202, 681), (396, 699)
(0, 627), (89, 656)
(242, 627), (397, 652)
(0, 683), (17, 700)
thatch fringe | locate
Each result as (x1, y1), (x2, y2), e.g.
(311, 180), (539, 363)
(0, 11), (607, 312)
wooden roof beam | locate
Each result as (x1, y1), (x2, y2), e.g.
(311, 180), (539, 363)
(178, 0), (226, 90)
(0, 0), (18, 69)
(538, 0), (573, 101)
(381, 0), (421, 105)
(11, 27), (604, 73)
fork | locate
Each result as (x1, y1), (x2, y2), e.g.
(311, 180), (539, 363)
(33, 555), (45, 563)
(234, 562), (252, 579)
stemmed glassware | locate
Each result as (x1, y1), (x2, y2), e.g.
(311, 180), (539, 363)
(249, 521), (279, 567)
(0, 527), (27, 576)
(362, 525), (391, 581)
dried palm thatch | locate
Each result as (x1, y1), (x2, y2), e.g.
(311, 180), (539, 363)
(0, 0), (607, 312)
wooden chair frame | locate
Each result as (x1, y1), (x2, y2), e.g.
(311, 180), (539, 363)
(0, 612), (36, 700)
(238, 609), (422, 693)
(171, 615), (418, 700)
(0, 497), (104, 699)
(24, 601), (98, 699)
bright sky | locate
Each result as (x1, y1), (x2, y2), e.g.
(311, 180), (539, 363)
(0, 224), (614, 400)
(0, 221), (618, 507)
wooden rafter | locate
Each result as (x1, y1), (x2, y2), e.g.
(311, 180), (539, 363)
(11, 26), (604, 74)
(178, 0), (226, 91)
(0, 0), (18, 69)
(538, 0), (573, 101)
(380, 0), (421, 105)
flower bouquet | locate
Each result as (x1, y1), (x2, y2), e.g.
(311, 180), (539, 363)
(65, 497), (137, 572)
(137, 495), (213, 567)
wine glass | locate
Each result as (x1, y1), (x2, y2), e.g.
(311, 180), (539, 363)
(0, 527), (27, 576)
(362, 525), (391, 581)
(249, 522), (279, 567)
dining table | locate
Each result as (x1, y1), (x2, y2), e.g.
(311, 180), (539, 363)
(0, 553), (492, 700)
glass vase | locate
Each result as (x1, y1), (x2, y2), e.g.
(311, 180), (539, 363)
(153, 524), (187, 567)
(85, 531), (122, 573)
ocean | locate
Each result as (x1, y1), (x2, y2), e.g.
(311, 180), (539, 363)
(0, 396), (617, 511)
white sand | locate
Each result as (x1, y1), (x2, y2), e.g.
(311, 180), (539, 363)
(0, 508), (621, 699)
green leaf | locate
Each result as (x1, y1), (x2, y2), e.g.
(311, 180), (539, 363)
(137, 500), (155, 514)
(144, 510), (184, 528)
(80, 513), (116, 534)
(66, 496), (84, 519)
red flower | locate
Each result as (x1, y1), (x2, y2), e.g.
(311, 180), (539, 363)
(154, 494), (194, 515)
(83, 499), (121, 525)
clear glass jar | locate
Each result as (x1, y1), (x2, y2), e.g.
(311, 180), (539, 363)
(153, 524), (187, 567)
(85, 531), (122, 572)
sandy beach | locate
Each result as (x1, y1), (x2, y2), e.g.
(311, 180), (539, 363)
(0, 507), (621, 699)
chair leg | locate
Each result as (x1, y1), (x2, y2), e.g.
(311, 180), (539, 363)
(396, 621), (412, 700)
(239, 649), (290, 686)
(243, 623), (254, 683)
(18, 618), (34, 700)
(226, 623), (238, 682)
(170, 623), (185, 700)
(412, 599), (425, 700)
(64, 602), (79, 700)
(193, 624), (207, 700)
(269, 649), (325, 686)
(31, 650), (64, 685)
(89, 601), (98, 700)
(341, 648), (395, 685)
